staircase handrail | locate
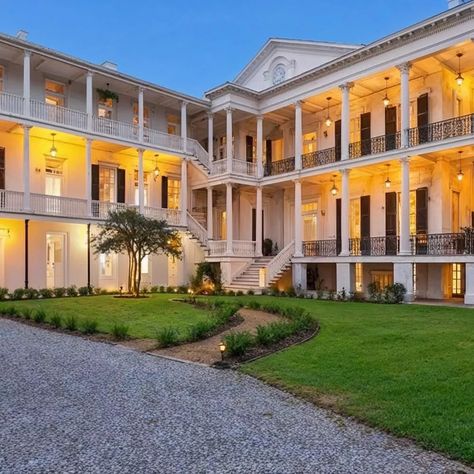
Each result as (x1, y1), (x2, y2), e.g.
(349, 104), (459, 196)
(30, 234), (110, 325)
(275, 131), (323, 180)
(186, 211), (208, 247)
(266, 240), (295, 284)
(188, 138), (210, 171)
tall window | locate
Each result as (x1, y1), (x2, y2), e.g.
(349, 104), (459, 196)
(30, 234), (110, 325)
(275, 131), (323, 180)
(133, 103), (150, 127)
(355, 263), (363, 292)
(141, 255), (149, 275)
(167, 178), (181, 209)
(452, 263), (464, 297)
(99, 253), (113, 277)
(167, 114), (178, 135)
(134, 170), (149, 206)
(350, 198), (361, 238)
(371, 271), (393, 290)
(452, 191), (460, 233)
(45, 79), (65, 106)
(0, 66), (4, 92)
(98, 97), (113, 119)
(99, 167), (116, 202)
(302, 202), (317, 241)
(303, 132), (317, 154)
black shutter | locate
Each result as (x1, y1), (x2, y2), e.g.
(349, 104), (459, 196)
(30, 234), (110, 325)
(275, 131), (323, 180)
(472, 211), (474, 227)
(417, 93), (429, 144)
(360, 112), (371, 156)
(265, 139), (272, 175)
(336, 198), (341, 254)
(117, 169), (125, 204)
(0, 147), (5, 190)
(252, 208), (256, 241)
(361, 195), (370, 255)
(385, 192), (397, 255)
(161, 176), (168, 209)
(246, 136), (254, 163)
(335, 120), (341, 161)
(91, 164), (99, 201)
(416, 187), (428, 234)
(385, 106), (397, 151)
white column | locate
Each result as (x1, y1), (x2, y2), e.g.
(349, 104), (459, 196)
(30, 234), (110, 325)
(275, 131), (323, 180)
(85, 138), (92, 216)
(336, 263), (353, 293)
(340, 169), (350, 256)
(226, 182), (233, 255)
(180, 159), (188, 226)
(256, 115), (263, 178)
(226, 107), (233, 173)
(339, 83), (352, 161)
(399, 157), (411, 255)
(207, 113), (214, 161)
(86, 71), (93, 131)
(465, 263), (474, 305)
(294, 179), (303, 257)
(22, 125), (31, 210)
(294, 101), (302, 170)
(138, 87), (144, 142)
(398, 63), (411, 148)
(256, 185), (263, 257)
(23, 50), (31, 117)
(138, 148), (145, 213)
(394, 262), (414, 301)
(207, 186), (213, 239)
(181, 101), (188, 152)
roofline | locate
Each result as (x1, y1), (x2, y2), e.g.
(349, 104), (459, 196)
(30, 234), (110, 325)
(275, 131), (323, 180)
(0, 32), (210, 109)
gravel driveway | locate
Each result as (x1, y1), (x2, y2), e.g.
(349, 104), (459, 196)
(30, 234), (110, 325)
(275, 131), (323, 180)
(0, 319), (471, 474)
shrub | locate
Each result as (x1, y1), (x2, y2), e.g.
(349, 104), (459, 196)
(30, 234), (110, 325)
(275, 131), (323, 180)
(78, 286), (91, 297)
(81, 319), (98, 335)
(156, 327), (179, 347)
(327, 289), (336, 301)
(349, 291), (365, 302)
(186, 319), (216, 342)
(261, 289), (268, 296)
(337, 287), (347, 301)
(255, 324), (276, 346)
(11, 288), (25, 300)
(64, 315), (78, 331)
(226, 290), (235, 296)
(263, 238), (273, 257)
(66, 285), (78, 297)
(112, 323), (129, 340)
(224, 331), (254, 357)
(384, 283), (407, 304)
(190, 262), (223, 294)
(236, 290), (244, 296)
(21, 308), (32, 320)
(150, 286), (159, 293)
(24, 288), (39, 299)
(93, 287), (103, 296)
(286, 286), (296, 298)
(141, 286), (150, 294)
(49, 313), (62, 328)
(269, 285), (280, 297)
(159, 286), (165, 293)
(247, 300), (261, 310)
(166, 286), (175, 293)
(247, 289), (255, 296)
(39, 288), (54, 299)
(0, 287), (8, 300)
(53, 287), (66, 298)
(33, 309), (47, 323)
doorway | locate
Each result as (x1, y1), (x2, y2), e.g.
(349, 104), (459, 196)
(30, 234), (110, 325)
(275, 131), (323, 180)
(46, 233), (66, 288)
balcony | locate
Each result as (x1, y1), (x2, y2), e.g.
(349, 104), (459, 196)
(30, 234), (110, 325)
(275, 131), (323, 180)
(302, 240), (338, 257)
(208, 240), (256, 257)
(349, 133), (401, 159)
(264, 157), (295, 177)
(410, 233), (474, 256)
(302, 148), (336, 169)
(349, 236), (398, 256)
(210, 159), (257, 177)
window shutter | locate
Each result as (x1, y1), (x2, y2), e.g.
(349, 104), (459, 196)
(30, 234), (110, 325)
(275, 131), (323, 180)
(416, 187), (428, 234)
(385, 192), (397, 255)
(161, 176), (168, 209)
(335, 120), (341, 161)
(336, 198), (341, 254)
(252, 208), (256, 241)
(265, 140), (272, 163)
(0, 147), (5, 190)
(246, 135), (254, 162)
(91, 164), (99, 201)
(360, 195), (370, 238)
(117, 169), (126, 204)
(417, 93), (429, 144)
(360, 112), (371, 156)
(385, 106), (397, 151)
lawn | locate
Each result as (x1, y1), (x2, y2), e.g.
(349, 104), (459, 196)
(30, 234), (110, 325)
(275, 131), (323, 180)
(1, 294), (210, 339)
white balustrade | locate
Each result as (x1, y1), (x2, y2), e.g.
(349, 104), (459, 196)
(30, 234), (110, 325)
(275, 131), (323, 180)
(0, 92), (24, 116)
(30, 193), (88, 218)
(208, 240), (227, 256)
(30, 99), (87, 130)
(144, 127), (185, 151)
(90, 201), (132, 220)
(232, 159), (257, 177)
(233, 240), (256, 256)
(0, 190), (24, 212)
(266, 240), (295, 285)
(210, 159), (227, 175)
(143, 206), (183, 226)
(93, 116), (138, 142)
(186, 211), (208, 247)
(188, 138), (210, 170)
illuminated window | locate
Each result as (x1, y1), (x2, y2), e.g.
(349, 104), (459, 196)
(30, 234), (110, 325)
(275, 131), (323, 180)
(413, 263), (417, 296)
(167, 114), (178, 135)
(141, 255), (149, 274)
(350, 198), (361, 239)
(167, 178), (181, 210)
(0, 66), (4, 92)
(99, 254), (113, 277)
(302, 202), (318, 241)
(355, 263), (363, 292)
(98, 97), (114, 119)
(133, 102), (150, 127)
(371, 271), (393, 290)
(99, 167), (116, 203)
(134, 170), (149, 206)
(303, 132), (317, 154)
(45, 79), (65, 106)
(452, 263), (465, 297)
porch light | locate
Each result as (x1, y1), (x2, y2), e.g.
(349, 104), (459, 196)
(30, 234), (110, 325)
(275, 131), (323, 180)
(385, 164), (391, 188)
(330, 175), (338, 196)
(383, 77), (390, 107)
(153, 154), (160, 182)
(456, 53), (464, 86)
(325, 97), (332, 127)
(219, 341), (226, 360)
(457, 151), (464, 181)
(49, 133), (58, 157)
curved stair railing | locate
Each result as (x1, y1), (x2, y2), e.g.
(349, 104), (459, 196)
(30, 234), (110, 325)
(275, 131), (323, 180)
(265, 240), (295, 286)
(186, 211), (208, 248)
(188, 139), (210, 171)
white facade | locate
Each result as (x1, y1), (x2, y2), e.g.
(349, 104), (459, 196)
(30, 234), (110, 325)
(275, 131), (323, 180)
(0, 1), (474, 302)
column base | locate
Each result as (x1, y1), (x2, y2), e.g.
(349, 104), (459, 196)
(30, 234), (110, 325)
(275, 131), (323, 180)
(293, 251), (303, 258)
(464, 293), (474, 305)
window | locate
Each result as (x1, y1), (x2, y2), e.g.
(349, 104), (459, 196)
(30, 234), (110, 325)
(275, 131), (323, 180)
(99, 253), (113, 277)
(0, 66), (4, 92)
(98, 98), (114, 119)
(303, 132), (317, 154)
(355, 263), (363, 292)
(167, 114), (178, 135)
(134, 170), (149, 206)
(371, 271), (393, 290)
(452, 263), (465, 297)
(302, 202), (318, 241)
(0, 147), (4, 190)
(133, 103), (150, 127)
(218, 136), (226, 160)
(167, 178), (181, 210)
(350, 198), (361, 239)
(141, 255), (149, 275)
(45, 158), (63, 213)
(99, 167), (116, 202)
(45, 79), (65, 106)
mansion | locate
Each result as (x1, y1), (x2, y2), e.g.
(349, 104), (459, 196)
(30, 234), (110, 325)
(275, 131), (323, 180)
(0, 0), (474, 303)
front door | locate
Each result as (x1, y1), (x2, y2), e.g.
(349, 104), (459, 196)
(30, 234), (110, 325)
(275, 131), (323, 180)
(45, 171), (62, 214)
(46, 233), (66, 288)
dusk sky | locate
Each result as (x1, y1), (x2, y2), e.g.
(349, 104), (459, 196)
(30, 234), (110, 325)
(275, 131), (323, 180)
(1, 1), (450, 97)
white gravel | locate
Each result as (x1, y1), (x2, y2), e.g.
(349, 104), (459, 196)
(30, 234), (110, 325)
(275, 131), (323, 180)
(0, 319), (471, 474)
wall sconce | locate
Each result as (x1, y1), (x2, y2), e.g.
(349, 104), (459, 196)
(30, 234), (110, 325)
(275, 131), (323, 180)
(35, 168), (41, 173)
(321, 210), (326, 216)
(323, 131), (328, 138)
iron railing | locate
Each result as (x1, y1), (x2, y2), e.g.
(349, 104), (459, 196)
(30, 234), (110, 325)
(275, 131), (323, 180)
(264, 157), (295, 176)
(303, 240), (337, 257)
(410, 233), (474, 255)
(302, 148), (336, 169)
(349, 236), (398, 256)
(349, 132), (401, 159)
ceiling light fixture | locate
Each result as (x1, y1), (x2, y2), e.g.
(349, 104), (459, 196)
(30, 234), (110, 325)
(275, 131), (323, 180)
(385, 164), (391, 188)
(330, 175), (338, 196)
(383, 77), (390, 107)
(456, 53), (464, 86)
(153, 154), (160, 182)
(325, 97), (332, 127)
(457, 151), (464, 181)
(49, 133), (58, 157)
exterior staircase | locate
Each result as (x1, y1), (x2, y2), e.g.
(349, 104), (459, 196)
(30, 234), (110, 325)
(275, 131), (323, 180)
(227, 257), (273, 291)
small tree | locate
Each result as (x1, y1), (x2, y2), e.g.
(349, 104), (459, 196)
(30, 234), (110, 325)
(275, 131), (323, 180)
(92, 208), (182, 297)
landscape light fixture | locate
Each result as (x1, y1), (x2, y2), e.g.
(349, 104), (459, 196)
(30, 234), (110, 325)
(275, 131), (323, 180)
(219, 341), (226, 361)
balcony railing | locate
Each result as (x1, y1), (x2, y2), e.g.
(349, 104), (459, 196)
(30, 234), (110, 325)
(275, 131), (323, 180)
(349, 132), (401, 159)
(349, 236), (399, 256)
(302, 148), (336, 169)
(0, 92), (24, 116)
(208, 240), (256, 257)
(303, 240), (337, 257)
(210, 159), (227, 175)
(142, 206), (183, 226)
(31, 193), (89, 219)
(30, 100), (88, 130)
(410, 233), (474, 255)
(264, 157), (295, 177)
(210, 158), (257, 177)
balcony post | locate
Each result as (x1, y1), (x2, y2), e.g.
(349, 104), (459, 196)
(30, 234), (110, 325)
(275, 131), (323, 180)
(226, 182), (233, 255)
(22, 125), (31, 211)
(138, 87), (144, 143)
(340, 169), (350, 256)
(465, 263), (474, 305)
(23, 50), (31, 117)
(399, 157), (411, 255)
(256, 185), (263, 257)
(86, 71), (93, 131)
(294, 101), (302, 170)
(294, 179), (303, 257)
(339, 83), (353, 161)
(180, 158), (188, 226)
(138, 148), (145, 214)
(207, 112), (214, 161)
(256, 115), (263, 178)
(398, 63), (411, 148)
(226, 107), (233, 173)
(85, 138), (92, 217)
(207, 186), (213, 239)
(181, 101), (188, 152)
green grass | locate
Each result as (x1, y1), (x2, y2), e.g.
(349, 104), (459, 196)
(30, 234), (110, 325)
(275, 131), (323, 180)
(1, 294), (210, 339)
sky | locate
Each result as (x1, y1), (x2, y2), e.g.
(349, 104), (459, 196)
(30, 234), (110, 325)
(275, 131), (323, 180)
(0, 0), (450, 98)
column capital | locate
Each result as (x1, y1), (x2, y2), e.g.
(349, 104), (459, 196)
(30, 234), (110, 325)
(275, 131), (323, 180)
(225, 106), (233, 114)
(339, 82), (354, 92)
(396, 62), (412, 74)
(294, 100), (302, 109)
(292, 178), (302, 185)
(22, 124), (32, 131)
(399, 156), (410, 164)
(138, 86), (145, 94)
(181, 100), (188, 107)
(137, 148), (145, 155)
(256, 114), (264, 121)
(207, 111), (214, 119)
(23, 49), (32, 58)
(84, 137), (93, 145)
(207, 184), (213, 191)
(86, 70), (94, 78)
(339, 168), (351, 176)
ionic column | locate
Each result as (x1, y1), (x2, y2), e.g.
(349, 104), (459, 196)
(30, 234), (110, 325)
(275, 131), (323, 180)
(226, 107), (233, 173)
(294, 179), (303, 257)
(180, 158), (188, 226)
(340, 169), (350, 256)
(339, 83), (353, 161)
(207, 113), (214, 161)
(23, 50), (31, 117)
(138, 87), (144, 142)
(294, 101), (302, 170)
(207, 186), (213, 239)
(85, 138), (93, 216)
(399, 157), (411, 255)
(398, 63), (411, 148)
(256, 185), (263, 257)
(86, 71), (93, 131)
(226, 182), (233, 255)
(23, 125), (31, 211)
(138, 148), (145, 213)
(256, 115), (263, 178)
(181, 101), (188, 152)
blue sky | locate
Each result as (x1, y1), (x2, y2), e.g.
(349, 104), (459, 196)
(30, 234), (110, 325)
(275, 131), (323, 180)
(1, 0), (449, 97)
